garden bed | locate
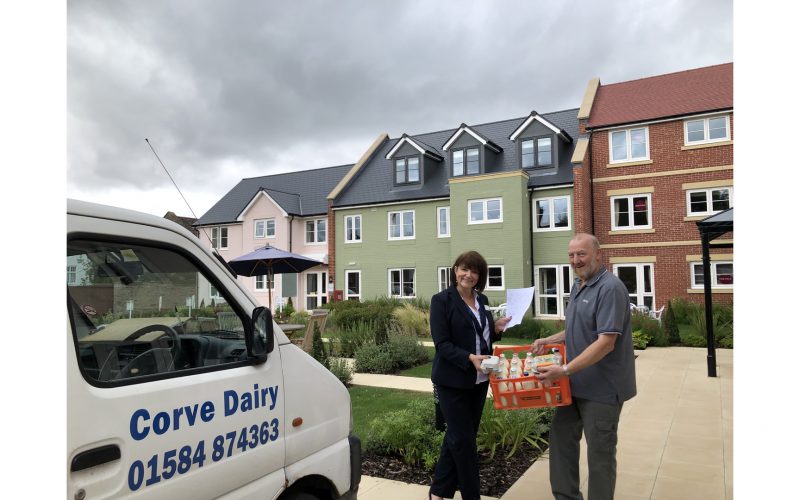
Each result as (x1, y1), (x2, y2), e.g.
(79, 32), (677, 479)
(362, 440), (546, 498)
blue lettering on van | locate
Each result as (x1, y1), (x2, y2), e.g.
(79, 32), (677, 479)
(223, 384), (279, 417)
(129, 401), (216, 441)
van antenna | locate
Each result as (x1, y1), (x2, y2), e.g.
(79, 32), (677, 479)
(145, 137), (198, 219)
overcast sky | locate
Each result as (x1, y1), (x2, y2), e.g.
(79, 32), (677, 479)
(66, 0), (733, 218)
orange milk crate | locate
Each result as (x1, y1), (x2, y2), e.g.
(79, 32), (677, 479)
(489, 343), (572, 410)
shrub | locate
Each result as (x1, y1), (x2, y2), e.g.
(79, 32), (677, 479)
(505, 317), (558, 340)
(390, 303), (430, 337)
(477, 403), (553, 461)
(310, 323), (329, 368)
(632, 330), (651, 350)
(669, 298), (702, 324)
(681, 334), (706, 347)
(354, 343), (394, 373)
(332, 320), (376, 357)
(330, 301), (396, 345)
(662, 301), (681, 345)
(289, 310), (309, 325)
(630, 314), (667, 347)
(283, 297), (295, 317)
(689, 307), (733, 349)
(327, 358), (353, 386)
(367, 398), (444, 470)
(388, 335), (430, 371)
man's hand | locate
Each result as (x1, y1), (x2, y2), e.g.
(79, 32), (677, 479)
(469, 353), (489, 372)
(531, 338), (550, 355)
(535, 363), (565, 385)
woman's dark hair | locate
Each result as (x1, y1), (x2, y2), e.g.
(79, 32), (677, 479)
(450, 250), (488, 292)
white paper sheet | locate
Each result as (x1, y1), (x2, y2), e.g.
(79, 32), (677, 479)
(502, 286), (535, 330)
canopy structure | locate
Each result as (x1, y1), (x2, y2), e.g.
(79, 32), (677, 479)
(228, 245), (323, 309)
(696, 207), (733, 377)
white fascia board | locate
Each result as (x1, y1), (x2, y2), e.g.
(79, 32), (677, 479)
(385, 136), (425, 159)
(236, 190), (289, 221)
(509, 114), (566, 141)
(443, 126), (488, 151)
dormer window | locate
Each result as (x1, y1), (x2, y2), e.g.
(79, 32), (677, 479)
(452, 147), (480, 177)
(394, 156), (420, 185)
(521, 136), (553, 168)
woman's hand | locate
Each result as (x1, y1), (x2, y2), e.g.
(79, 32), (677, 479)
(494, 315), (511, 334)
(468, 353), (489, 372)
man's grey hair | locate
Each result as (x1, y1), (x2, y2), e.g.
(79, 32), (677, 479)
(571, 233), (600, 250)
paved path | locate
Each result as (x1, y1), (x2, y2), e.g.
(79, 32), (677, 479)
(353, 346), (733, 500)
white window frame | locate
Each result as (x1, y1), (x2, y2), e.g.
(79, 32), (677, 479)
(533, 195), (571, 232)
(345, 270), (362, 300)
(609, 127), (649, 163)
(387, 210), (416, 240)
(534, 264), (573, 318)
(686, 187), (733, 217)
(486, 265), (505, 291)
(209, 283), (223, 300)
(451, 147), (480, 177)
(468, 198), (503, 224)
(684, 114), (731, 145)
(394, 156), (421, 185)
(437, 206), (451, 237)
(613, 263), (655, 309)
(388, 268), (416, 298)
(254, 218), (275, 239)
(305, 219), (327, 245)
(437, 267), (452, 292)
(344, 214), (362, 243)
(67, 265), (77, 285)
(211, 227), (228, 249)
(610, 193), (652, 230)
(254, 275), (274, 291)
(690, 261), (733, 289)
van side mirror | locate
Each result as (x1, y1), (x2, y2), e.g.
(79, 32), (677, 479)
(249, 306), (273, 363)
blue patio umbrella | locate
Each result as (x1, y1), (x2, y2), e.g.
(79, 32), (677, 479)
(228, 245), (324, 308)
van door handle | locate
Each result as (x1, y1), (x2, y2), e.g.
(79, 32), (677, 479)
(71, 444), (121, 472)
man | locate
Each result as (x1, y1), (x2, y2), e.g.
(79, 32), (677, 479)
(532, 233), (636, 500)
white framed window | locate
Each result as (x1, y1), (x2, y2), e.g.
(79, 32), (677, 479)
(521, 137), (553, 168)
(534, 265), (573, 318)
(211, 227), (228, 249)
(609, 127), (649, 163)
(254, 275), (274, 291)
(691, 261), (733, 289)
(686, 187), (732, 216)
(486, 265), (505, 290)
(685, 115), (730, 145)
(305, 271), (328, 309)
(345, 270), (361, 300)
(437, 267), (452, 292)
(67, 265), (77, 285)
(452, 147), (480, 177)
(209, 283), (223, 300)
(254, 218), (275, 239)
(468, 198), (503, 224)
(437, 207), (450, 237)
(389, 268), (416, 298)
(345, 215), (362, 243)
(534, 196), (571, 231)
(611, 194), (651, 230)
(394, 157), (421, 184)
(613, 263), (655, 310)
(388, 210), (415, 240)
(305, 219), (327, 244)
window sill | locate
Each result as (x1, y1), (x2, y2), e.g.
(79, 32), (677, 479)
(681, 140), (733, 151)
(606, 159), (653, 168)
(687, 288), (733, 294)
(608, 228), (655, 235)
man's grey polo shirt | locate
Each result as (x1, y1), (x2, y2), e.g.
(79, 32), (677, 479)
(565, 267), (637, 405)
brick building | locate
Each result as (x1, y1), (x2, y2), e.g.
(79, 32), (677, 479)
(573, 63), (734, 310)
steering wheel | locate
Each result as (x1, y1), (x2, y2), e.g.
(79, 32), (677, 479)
(116, 324), (183, 379)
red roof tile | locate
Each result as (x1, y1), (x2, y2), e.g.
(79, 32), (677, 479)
(587, 63), (732, 129)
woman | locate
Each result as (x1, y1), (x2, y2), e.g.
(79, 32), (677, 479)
(429, 251), (510, 500)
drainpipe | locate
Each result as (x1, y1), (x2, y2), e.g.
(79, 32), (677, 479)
(288, 215), (294, 251)
(528, 187), (536, 315)
(588, 134), (595, 235)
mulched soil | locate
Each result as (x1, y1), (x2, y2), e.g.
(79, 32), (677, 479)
(361, 441), (547, 498)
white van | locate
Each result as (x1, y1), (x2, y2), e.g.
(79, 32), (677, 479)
(67, 199), (360, 499)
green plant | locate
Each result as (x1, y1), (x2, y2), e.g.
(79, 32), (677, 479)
(390, 303), (430, 337)
(310, 323), (329, 368)
(327, 358), (353, 386)
(283, 296), (295, 317)
(331, 320), (376, 357)
(366, 398), (444, 470)
(681, 334), (707, 347)
(632, 330), (651, 350)
(387, 335), (430, 371)
(630, 314), (668, 347)
(662, 301), (681, 345)
(354, 343), (394, 373)
(289, 310), (309, 325)
(669, 298), (702, 324)
(477, 403), (552, 461)
(330, 300), (396, 345)
(505, 317), (559, 340)
(688, 307), (733, 348)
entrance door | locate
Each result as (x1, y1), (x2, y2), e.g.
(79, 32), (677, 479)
(305, 271), (328, 310)
(613, 263), (655, 310)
